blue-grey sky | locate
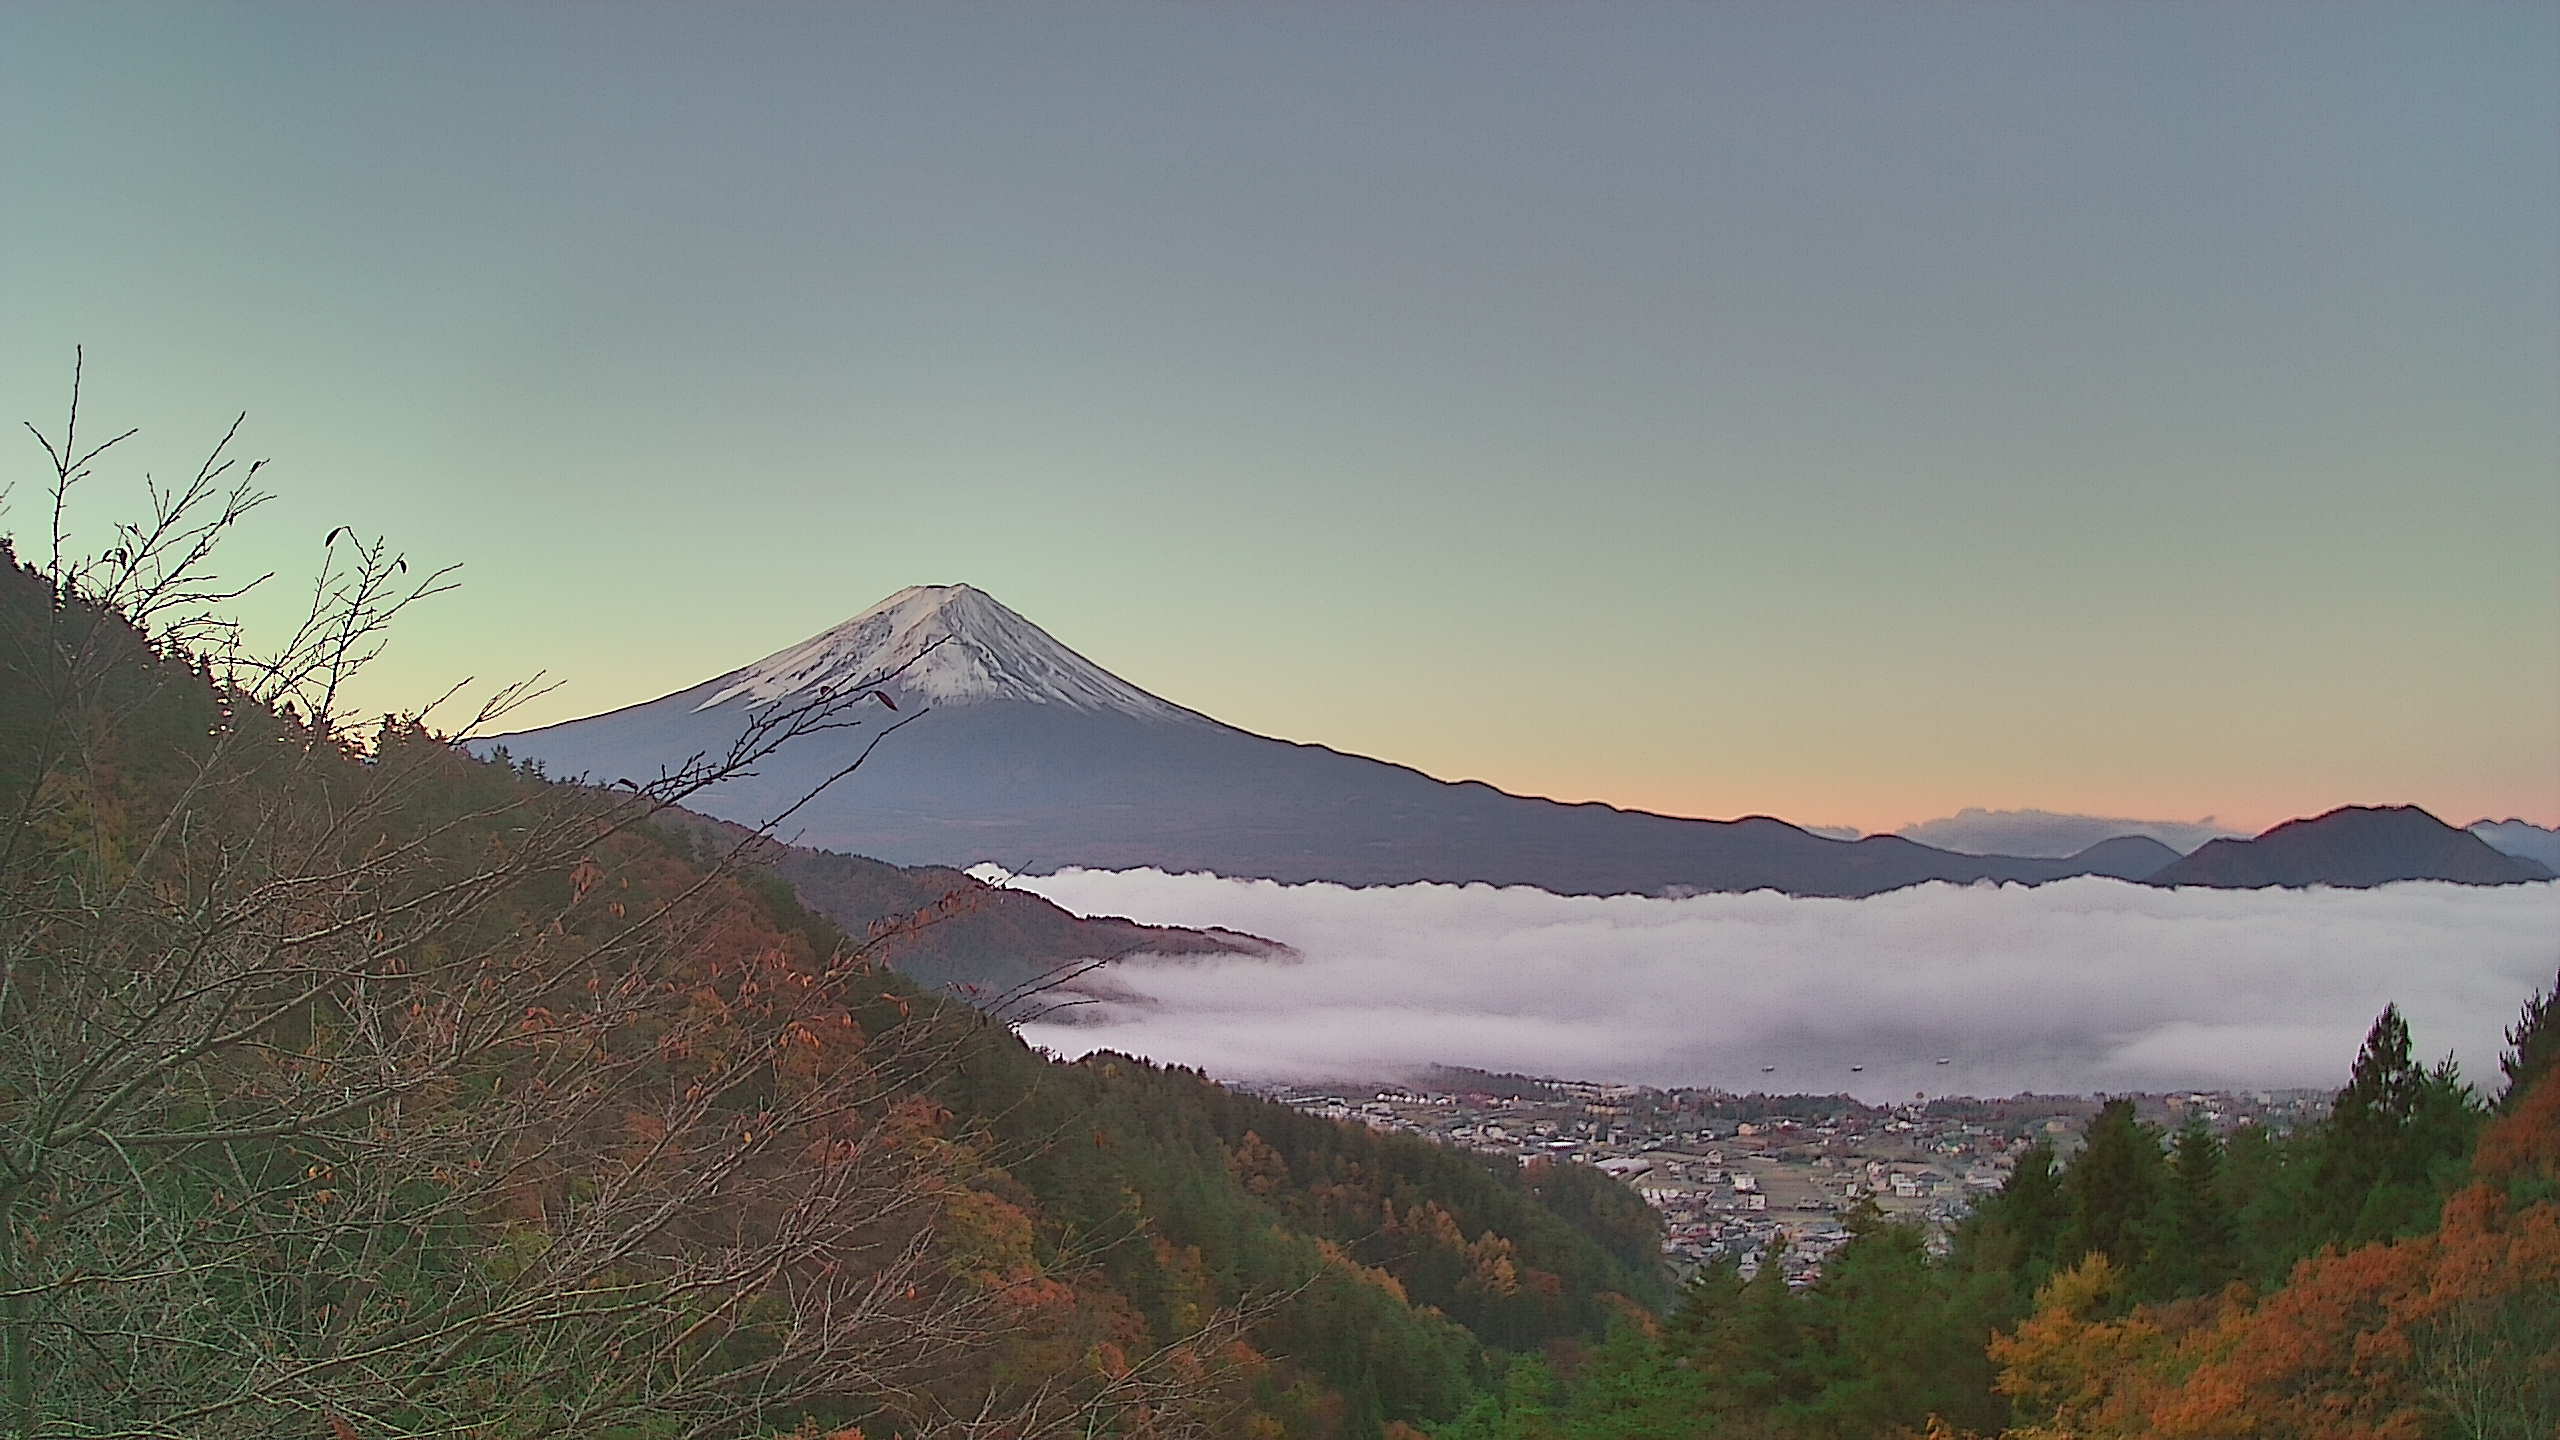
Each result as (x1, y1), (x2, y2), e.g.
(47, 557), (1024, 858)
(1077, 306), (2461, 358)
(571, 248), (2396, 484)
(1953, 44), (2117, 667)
(5, 2), (2554, 830)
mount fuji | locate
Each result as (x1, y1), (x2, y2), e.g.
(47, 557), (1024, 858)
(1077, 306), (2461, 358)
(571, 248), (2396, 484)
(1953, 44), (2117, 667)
(478, 586), (2208, 895)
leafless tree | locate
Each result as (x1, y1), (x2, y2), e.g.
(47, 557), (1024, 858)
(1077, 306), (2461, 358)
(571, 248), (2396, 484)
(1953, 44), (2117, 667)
(0, 362), (1256, 1439)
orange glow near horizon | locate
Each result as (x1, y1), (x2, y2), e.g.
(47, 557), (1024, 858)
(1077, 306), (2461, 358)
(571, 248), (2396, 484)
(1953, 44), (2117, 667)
(1384, 762), (2560, 841)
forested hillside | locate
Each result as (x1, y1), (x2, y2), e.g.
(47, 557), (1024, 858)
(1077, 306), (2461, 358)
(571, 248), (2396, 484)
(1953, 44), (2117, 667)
(0, 442), (1656, 1440)
(1436, 987), (2560, 1440)
(8, 415), (2547, 1440)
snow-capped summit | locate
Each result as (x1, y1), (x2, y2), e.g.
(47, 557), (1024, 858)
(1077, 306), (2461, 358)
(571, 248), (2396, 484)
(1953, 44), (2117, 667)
(487, 591), (2548, 900)
(692, 584), (1191, 721)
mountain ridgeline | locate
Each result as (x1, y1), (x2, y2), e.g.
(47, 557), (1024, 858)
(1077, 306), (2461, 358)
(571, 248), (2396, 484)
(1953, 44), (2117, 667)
(488, 586), (2552, 896)
(2467, 816), (2560, 871)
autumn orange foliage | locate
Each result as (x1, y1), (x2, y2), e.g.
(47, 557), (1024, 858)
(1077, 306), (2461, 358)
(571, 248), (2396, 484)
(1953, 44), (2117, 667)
(1990, 1078), (2560, 1439)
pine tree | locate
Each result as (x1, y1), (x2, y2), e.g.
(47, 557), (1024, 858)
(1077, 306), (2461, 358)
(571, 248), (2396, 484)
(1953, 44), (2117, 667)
(2140, 1118), (2239, 1299)
(1729, 1240), (1809, 1414)
(2060, 1099), (2164, 1275)
(2314, 1003), (2483, 1246)
(2500, 970), (2559, 1111)
(2005, 1140), (2069, 1267)
(2339, 1005), (2423, 1133)
(1665, 1256), (1745, 1351)
(1960, 1137), (2067, 1301)
(1803, 1205), (2001, 1436)
(2313, 1004), (2419, 1245)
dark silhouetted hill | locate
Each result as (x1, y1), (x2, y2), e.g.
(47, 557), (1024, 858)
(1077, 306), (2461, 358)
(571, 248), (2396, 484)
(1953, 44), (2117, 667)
(653, 808), (1281, 1002)
(2144, 805), (2556, 889)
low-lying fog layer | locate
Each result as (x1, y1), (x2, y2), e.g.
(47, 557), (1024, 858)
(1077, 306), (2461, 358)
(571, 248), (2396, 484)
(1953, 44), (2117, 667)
(993, 870), (2560, 1102)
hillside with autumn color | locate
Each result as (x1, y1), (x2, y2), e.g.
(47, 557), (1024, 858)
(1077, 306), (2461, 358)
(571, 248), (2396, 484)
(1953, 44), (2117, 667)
(1431, 985), (2559, 1440)
(0, 528), (1662, 1440)
(5, 427), (2548, 1440)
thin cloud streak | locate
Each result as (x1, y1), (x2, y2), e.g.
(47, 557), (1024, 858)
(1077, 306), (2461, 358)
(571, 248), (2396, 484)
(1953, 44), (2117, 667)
(1893, 808), (2242, 857)
(1000, 870), (2560, 1102)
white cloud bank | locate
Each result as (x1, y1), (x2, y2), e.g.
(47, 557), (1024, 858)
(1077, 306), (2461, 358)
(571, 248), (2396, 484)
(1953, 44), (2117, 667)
(996, 869), (2560, 1103)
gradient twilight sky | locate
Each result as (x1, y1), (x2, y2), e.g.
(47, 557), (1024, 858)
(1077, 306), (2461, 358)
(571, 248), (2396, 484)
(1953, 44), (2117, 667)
(5, 3), (2554, 833)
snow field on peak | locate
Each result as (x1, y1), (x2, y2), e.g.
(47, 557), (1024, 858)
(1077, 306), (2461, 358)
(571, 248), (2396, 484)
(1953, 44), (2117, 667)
(693, 584), (1187, 720)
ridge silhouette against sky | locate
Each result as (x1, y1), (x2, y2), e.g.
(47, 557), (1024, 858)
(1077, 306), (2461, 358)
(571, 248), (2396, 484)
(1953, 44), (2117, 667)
(1890, 808), (2242, 858)
(489, 586), (2547, 895)
(5, 3), (2553, 830)
(498, 582), (2178, 894)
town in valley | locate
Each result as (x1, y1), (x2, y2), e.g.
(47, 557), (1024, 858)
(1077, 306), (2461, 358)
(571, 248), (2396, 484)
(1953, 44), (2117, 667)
(1246, 1070), (2331, 1285)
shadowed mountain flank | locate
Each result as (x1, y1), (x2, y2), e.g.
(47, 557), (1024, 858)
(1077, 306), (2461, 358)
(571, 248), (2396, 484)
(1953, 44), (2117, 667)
(2145, 805), (2556, 889)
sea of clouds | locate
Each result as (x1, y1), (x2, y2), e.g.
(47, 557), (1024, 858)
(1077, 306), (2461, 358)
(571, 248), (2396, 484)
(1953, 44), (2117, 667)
(992, 869), (2560, 1103)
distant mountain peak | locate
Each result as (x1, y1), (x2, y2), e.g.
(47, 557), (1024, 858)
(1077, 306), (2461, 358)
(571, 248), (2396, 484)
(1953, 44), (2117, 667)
(692, 584), (1192, 721)
(2144, 804), (2554, 890)
(2064, 834), (2181, 881)
(2469, 818), (2560, 870)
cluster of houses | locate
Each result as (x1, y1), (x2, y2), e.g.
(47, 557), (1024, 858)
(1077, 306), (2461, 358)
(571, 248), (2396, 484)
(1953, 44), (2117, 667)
(1251, 1073), (2328, 1286)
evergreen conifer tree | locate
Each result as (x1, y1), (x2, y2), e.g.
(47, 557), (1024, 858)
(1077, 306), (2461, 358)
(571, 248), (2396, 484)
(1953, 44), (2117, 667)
(1730, 1240), (1809, 1415)
(2313, 1003), (2483, 1246)
(2059, 1099), (2163, 1274)
(1962, 1137), (2068, 1300)
(2140, 1117), (2239, 1299)
(2500, 971), (2559, 1112)
(2003, 1140), (2068, 1268)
